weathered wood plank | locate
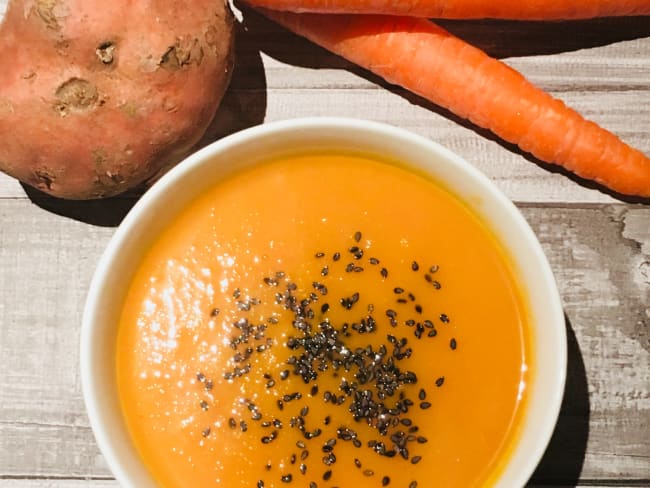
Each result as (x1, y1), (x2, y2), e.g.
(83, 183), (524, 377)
(0, 200), (648, 481)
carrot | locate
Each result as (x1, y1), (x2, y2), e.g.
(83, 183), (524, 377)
(247, 0), (650, 19)
(254, 10), (650, 197)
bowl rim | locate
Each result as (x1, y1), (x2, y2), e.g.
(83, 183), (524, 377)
(81, 116), (566, 488)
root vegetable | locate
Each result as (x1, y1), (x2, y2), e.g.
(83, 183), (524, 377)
(256, 10), (650, 197)
(0, 0), (234, 199)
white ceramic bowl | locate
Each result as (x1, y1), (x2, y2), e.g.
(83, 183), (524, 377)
(81, 117), (566, 488)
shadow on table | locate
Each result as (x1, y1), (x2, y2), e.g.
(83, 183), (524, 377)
(22, 19), (269, 227)
(435, 16), (650, 58)
(527, 315), (590, 487)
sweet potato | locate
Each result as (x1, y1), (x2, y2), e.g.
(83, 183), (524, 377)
(0, 0), (234, 199)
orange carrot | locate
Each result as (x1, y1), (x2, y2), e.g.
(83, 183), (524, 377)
(255, 10), (650, 197)
(247, 0), (650, 19)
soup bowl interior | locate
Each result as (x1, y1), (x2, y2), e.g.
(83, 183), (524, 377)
(81, 117), (566, 488)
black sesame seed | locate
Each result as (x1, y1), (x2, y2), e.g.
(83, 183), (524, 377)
(436, 376), (445, 387)
(382, 476), (390, 486)
(333, 252), (341, 261)
(300, 463), (307, 475)
(369, 257), (380, 265)
(440, 313), (450, 323)
(418, 388), (426, 400)
(411, 261), (419, 271)
(363, 469), (374, 476)
(450, 338), (457, 350)
(201, 427), (210, 437)
(258, 481), (264, 488)
(323, 470), (332, 481)
(409, 482), (418, 488)
(310, 483), (318, 488)
(411, 456), (422, 464)
(315, 252), (325, 258)
(264, 277), (277, 287)
(380, 268), (388, 278)
(311, 385), (319, 396)
(393, 287), (404, 294)
(354, 231), (362, 242)
(199, 400), (209, 411)
(321, 266), (329, 276)
(280, 370), (290, 380)
(420, 401), (432, 409)
(229, 417), (236, 429)
(281, 474), (292, 483)
(417, 436), (428, 443)
(415, 304), (423, 314)
(196, 372), (206, 382)
(322, 452), (336, 465)
(240, 421), (248, 432)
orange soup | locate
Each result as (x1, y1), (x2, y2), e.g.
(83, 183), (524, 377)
(117, 153), (530, 487)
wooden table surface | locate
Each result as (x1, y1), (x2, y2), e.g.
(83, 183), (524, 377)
(1, 1), (649, 487)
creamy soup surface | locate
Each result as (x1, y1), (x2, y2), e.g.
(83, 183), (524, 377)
(117, 153), (530, 488)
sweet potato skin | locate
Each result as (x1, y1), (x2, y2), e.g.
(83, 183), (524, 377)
(0, 0), (234, 199)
